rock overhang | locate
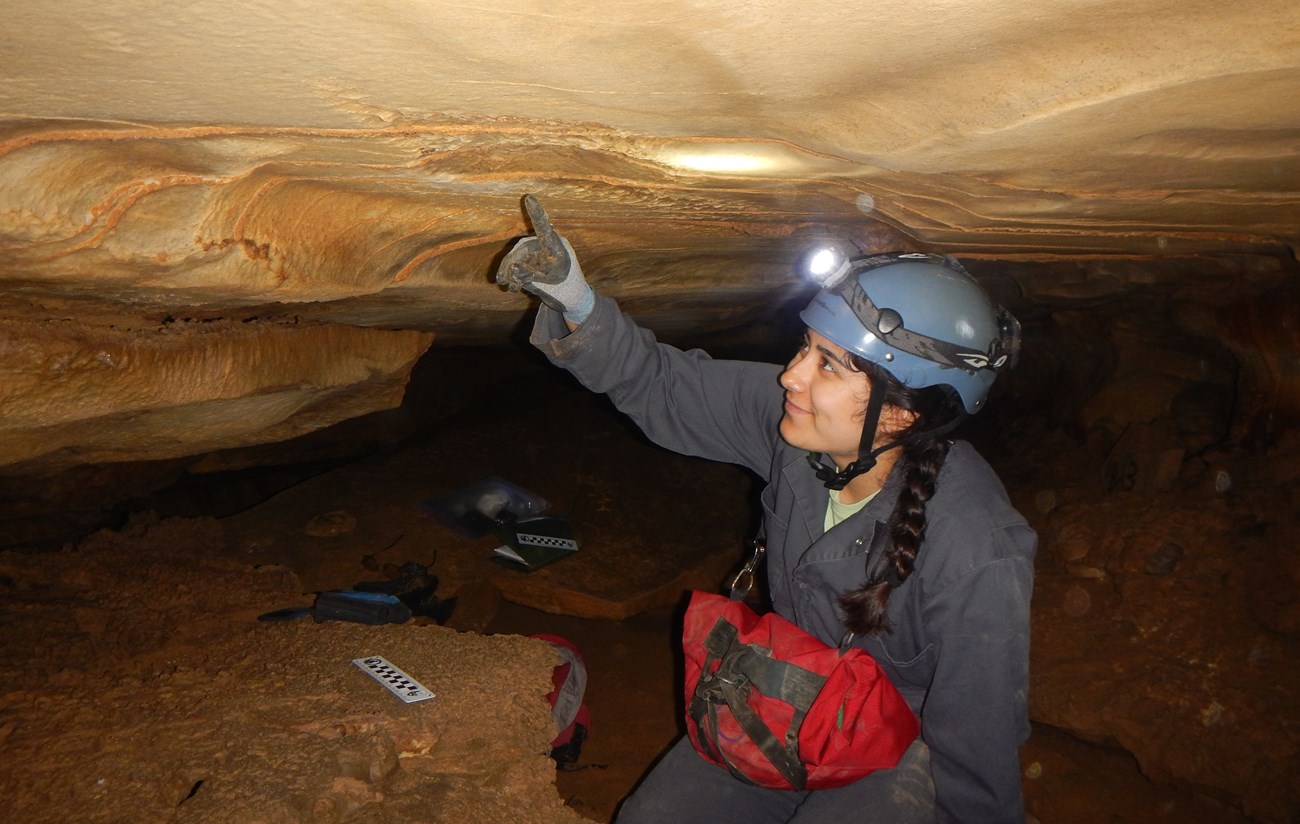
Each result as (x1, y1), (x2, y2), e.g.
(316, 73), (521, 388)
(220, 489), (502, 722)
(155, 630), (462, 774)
(1, 0), (1297, 476)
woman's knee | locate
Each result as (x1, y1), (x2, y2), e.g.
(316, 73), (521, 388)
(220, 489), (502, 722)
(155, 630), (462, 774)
(615, 738), (804, 824)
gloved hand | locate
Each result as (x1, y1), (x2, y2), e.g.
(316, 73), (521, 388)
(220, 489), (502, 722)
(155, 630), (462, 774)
(496, 194), (595, 324)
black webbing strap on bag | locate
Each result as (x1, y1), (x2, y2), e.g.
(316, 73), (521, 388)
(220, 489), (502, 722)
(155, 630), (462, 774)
(688, 617), (828, 790)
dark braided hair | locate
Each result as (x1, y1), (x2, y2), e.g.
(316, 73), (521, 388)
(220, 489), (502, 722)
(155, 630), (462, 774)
(838, 356), (960, 636)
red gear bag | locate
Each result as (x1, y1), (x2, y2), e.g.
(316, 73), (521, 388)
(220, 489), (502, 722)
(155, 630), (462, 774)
(683, 590), (919, 791)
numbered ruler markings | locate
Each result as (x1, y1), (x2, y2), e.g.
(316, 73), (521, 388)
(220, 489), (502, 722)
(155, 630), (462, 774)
(352, 656), (435, 703)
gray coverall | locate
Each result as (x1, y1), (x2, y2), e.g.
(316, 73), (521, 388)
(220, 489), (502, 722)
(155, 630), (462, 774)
(531, 295), (1037, 823)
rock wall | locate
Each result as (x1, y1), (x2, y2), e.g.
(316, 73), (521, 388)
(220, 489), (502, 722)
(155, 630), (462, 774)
(0, 311), (433, 473)
(987, 255), (1300, 821)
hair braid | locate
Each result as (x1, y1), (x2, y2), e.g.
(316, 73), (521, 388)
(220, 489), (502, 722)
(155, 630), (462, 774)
(838, 358), (958, 636)
(838, 439), (950, 636)
(887, 436), (949, 583)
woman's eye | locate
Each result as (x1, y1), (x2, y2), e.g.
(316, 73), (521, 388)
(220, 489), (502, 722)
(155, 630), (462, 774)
(819, 356), (837, 373)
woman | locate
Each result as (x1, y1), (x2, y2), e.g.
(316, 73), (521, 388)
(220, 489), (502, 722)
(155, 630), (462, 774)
(497, 207), (1036, 823)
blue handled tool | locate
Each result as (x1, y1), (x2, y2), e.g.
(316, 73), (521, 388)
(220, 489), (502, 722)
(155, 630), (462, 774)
(258, 589), (412, 625)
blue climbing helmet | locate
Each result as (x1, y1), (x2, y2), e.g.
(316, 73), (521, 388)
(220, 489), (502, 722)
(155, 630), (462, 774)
(795, 249), (1021, 489)
(799, 251), (1020, 414)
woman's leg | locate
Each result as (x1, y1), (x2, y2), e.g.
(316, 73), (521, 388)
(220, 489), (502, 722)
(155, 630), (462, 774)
(614, 737), (809, 824)
(789, 738), (936, 823)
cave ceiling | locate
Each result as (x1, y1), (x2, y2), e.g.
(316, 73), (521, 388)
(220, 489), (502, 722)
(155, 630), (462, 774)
(1, 1), (1297, 474)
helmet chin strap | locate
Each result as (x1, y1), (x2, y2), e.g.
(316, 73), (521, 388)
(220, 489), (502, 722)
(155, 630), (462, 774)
(806, 393), (967, 491)
(806, 387), (887, 491)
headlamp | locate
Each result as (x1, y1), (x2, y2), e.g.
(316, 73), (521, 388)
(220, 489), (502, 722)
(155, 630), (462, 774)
(802, 244), (853, 290)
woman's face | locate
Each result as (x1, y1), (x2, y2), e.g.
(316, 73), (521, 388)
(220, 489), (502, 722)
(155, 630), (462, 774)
(778, 329), (874, 467)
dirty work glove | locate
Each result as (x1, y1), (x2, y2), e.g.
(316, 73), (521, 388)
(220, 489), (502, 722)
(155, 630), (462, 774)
(495, 194), (595, 324)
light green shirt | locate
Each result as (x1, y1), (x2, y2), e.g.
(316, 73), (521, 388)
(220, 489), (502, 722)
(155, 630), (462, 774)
(824, 487), (880, 531)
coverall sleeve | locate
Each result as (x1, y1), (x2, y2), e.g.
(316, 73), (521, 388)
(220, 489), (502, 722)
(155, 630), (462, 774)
(921, 543), (1035, 823)
(529, 295), (784, 479)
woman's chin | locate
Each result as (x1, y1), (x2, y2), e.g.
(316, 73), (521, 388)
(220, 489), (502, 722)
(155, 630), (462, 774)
(778, 417), (801, 448)
(778, 419), (817, 453)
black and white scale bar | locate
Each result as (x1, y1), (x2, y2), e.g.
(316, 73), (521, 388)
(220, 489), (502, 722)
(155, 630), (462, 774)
(517, 533), (579, 551)
(352, 656), (435, 703)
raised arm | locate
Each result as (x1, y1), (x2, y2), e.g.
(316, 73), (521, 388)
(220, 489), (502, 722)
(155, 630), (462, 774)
(495, 195), (784, 476)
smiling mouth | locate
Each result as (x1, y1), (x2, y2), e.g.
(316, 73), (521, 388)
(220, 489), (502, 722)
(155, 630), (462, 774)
(783, 397), (810, 416)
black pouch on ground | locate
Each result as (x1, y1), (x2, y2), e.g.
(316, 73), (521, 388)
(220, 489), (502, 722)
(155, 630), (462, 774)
(257, 561), (456, 625)
(352, 560), (457, 624)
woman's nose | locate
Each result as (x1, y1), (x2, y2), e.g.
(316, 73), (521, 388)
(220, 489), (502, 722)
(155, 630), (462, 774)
(780, 352), (809, 392)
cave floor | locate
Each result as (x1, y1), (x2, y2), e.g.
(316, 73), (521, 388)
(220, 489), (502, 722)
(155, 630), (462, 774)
(1, 345), (1268, 823)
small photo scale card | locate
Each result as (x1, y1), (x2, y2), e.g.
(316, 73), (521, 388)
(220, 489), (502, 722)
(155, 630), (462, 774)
(492, 516), (579, 572)
(352, 655), (435, 704)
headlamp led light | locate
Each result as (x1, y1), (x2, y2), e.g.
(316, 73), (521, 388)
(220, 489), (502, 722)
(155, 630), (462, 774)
(804, 245), (852, 289)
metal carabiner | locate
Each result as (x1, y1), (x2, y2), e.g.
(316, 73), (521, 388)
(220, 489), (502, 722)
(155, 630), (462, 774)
(729, 539), (766, 602)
